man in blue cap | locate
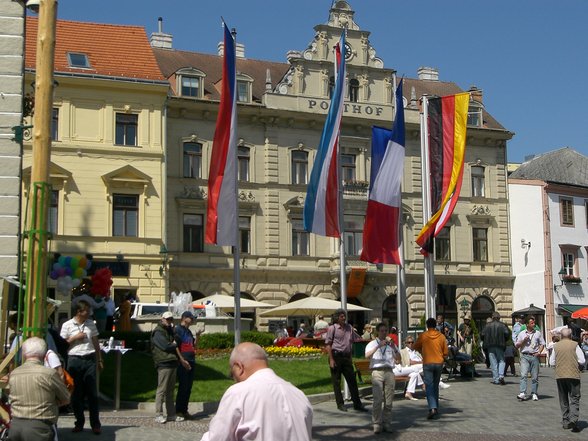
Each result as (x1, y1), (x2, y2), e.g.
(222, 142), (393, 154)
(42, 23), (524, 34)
(174, 310), (203, 419)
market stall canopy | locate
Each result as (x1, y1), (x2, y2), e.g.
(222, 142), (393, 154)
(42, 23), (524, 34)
(511, 304), (545, 317)
(193, 294), (274, 311)
(259, 296), (371, 317)
(558, 304), (588, 317)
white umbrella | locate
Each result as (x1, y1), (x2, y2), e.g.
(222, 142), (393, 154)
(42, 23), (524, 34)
(259, 296), (371, 317)
(193, 294), (274, 311)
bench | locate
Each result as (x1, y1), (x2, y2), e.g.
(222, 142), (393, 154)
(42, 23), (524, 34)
(353, 359), (409, 390)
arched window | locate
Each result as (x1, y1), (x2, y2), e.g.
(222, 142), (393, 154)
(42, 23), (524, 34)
(382, 294), (397, 326)
(471, 295), (495, 333)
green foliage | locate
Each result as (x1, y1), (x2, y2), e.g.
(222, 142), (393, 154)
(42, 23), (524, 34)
(198, 331), (275, 349)
(469, 318), (482, 361)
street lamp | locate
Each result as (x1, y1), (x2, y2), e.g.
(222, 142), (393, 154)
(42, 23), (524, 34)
(554, 267), (566, 292)
(459, 297), (471, 315)
(158, 245), (169, 277)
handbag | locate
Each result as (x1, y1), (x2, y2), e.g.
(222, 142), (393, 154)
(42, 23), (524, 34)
(63, 368), (75, 392)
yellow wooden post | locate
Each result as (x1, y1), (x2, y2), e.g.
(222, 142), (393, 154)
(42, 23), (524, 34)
(23, 0), (58, 338)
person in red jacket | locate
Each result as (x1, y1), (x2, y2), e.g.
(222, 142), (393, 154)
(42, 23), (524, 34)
(414, 317), (449, 420)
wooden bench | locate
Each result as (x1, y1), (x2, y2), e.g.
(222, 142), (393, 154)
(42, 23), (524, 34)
(353, 359), (409, 390)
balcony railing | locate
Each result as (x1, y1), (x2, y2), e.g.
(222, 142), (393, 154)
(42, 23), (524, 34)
(343, 180), (369, 198)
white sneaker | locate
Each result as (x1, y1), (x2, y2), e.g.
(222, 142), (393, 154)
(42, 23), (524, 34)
(173, 415), (185, 422)
(439, 381), (450, 390)
(155, 415), (166, 424)
(517, 392), (526, 400)
(532, 393), (538, 401)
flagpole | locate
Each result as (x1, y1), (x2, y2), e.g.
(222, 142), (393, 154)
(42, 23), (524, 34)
(338, 136), (347, 312)
(420, 96), (435, 319)
(231, 27), (241, 346)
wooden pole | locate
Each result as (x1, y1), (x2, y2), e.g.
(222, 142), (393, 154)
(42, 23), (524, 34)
(23, 0), (58, 338)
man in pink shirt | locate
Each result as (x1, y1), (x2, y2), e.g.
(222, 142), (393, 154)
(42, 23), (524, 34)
(201, 343), (313, 441)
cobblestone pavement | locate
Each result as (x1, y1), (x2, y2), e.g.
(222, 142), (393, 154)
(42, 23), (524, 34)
(54, 365), (587, 440)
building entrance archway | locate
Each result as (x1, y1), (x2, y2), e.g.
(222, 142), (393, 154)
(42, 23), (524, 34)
(471, 295), (495, 334)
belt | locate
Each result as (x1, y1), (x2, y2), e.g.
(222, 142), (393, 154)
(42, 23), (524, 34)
(372, 366), (393, 371)
(12, 417), (54, 425)
(69, 353), (96, 360)
(332, 350), (351, 357)
(521, 353), (536, 356)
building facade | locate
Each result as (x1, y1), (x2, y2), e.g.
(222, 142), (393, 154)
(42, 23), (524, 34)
(154, 1), (514, 331)
(23, 17), (169, 320)
(0, 0), (24, 279)
(509, 148), (588, 332)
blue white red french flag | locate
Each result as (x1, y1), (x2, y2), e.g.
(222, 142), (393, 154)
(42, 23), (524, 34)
(360, 80), (405, 264)
(303, 32), (346, 237)
(206, 23), (238, 246)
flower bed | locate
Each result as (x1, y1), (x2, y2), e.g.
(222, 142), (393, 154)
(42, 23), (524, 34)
(264, 346), (323, 359)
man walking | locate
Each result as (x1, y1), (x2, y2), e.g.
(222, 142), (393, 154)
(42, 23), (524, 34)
(549, 328), (584, 432)
(481, 311), (510, 385)
(325, 309), (367, 412)
(414, 317), (448, 420)
(152, 311), (186, 423)
(365, 323), (401, 433)
(8, 337), (70, 441)
(515, 316), (545, 401)
(201, 343), (312, 441)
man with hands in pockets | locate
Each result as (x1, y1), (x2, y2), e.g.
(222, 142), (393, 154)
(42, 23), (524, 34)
(365, 323), (401, 434)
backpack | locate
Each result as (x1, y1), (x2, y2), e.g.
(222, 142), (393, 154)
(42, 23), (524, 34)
(48, 327), (70, 365)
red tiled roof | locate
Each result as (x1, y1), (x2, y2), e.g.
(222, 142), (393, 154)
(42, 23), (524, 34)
(25, 17), (165, 82)
(153, 48), (290, 103)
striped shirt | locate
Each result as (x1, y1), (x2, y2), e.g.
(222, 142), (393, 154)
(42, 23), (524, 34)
(8, 359), (70, 423)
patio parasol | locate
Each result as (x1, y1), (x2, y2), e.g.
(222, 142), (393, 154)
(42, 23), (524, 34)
(259, 296), (371, 317)
(571, 306), (588, 320)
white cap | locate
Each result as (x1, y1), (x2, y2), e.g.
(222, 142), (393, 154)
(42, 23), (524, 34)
(162, 311), (173, 319)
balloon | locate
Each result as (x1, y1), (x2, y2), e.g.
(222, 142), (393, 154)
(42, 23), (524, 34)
(85, 260), (92, 270)
(74, 267), (84, 278)
(57, 268), (66, 278)
(70, 257), (79, 270)
(64, 267), (73, 277)
(58, 256), (66, 267)
(79, 257), (88, 269)
(64, 275), (72, 283)
(72, 278), (81, 287)
(64, 256), (72, 268)
(52, 262), (61, 271)
(81, 269), (87, 278)
(50, 270), (59, 280)
(56, 279), (66, 291)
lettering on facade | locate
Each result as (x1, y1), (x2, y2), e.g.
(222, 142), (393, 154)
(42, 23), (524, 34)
(307, 100), (383, 116)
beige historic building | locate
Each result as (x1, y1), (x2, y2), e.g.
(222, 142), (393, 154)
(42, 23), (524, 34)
(23, 17), (169, 319)
(153, 1), (514, 331)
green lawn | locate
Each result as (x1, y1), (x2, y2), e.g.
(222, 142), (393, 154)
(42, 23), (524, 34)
(100, 351), (335, 402)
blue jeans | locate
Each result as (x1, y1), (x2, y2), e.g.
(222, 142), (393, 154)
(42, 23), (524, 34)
(519, 353), (540, 395)
(423, 363), (443, 411)
(488, 346), (505, 383)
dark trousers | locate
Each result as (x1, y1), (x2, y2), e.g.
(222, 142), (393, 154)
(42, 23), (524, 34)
(504, 356), (516, 375)
(8, 418), (55, 441)
(556, 378), (581, 425)
(68, 355), (101, 429)
(176, 360), (195, 414)
(330, 354), (362, 408)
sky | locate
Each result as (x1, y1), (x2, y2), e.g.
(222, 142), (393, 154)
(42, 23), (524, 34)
(53, 0), (588, 164)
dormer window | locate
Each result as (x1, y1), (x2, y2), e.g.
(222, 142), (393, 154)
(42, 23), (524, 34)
(67, 52), (90, 69)
(467, 102), (483, 127)
(177, 68), (205, 98)
(181, 76), (201, 97)
(236, 73), (253, 103)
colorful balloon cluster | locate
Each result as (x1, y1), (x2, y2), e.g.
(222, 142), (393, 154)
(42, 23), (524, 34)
(50, 255), (92, 292)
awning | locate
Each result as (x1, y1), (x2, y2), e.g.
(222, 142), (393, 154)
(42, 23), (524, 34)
(557, 304), (588, 316)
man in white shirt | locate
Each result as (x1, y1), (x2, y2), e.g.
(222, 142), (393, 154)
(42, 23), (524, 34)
(60, 300), (103, 434)
(201, 343), (313, 441)
(395, 337), (425, 400)
(365, 323), (401, 434)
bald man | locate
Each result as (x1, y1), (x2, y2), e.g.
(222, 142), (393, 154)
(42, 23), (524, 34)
(201, 343), (313, 441)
